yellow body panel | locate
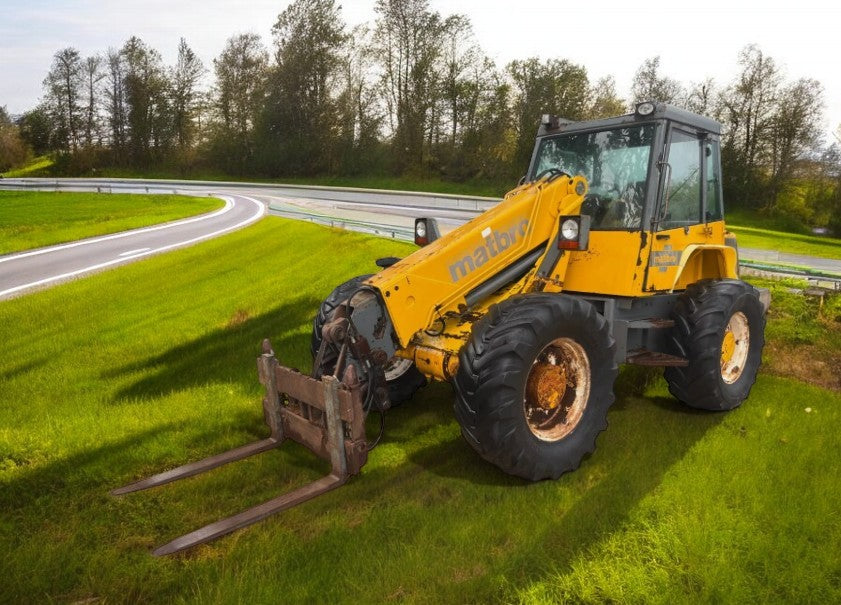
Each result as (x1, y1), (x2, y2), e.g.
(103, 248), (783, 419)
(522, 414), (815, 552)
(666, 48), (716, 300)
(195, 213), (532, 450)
(366, 175), (588, 348)
(367, 178), (739, 383)
(562, 231), (648, 296)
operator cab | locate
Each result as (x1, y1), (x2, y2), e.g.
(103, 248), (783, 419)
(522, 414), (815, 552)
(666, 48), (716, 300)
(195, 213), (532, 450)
(527, 102), (725, 293)
(529, 101), (722, 232)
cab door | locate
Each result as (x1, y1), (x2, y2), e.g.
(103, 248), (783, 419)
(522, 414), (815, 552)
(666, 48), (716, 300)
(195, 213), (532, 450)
(645, 126), (721, 291)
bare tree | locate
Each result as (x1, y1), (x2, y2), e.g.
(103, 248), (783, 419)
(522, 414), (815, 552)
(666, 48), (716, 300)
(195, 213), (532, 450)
(43, 47), (84, 151)
(105, 48), (128, 156)
(82, 55), (105, 147)
(718, 44), (782, 206)
(684, 78), (717, 116)
(374, 0), (445, 172)
(335, 24), (383, 173)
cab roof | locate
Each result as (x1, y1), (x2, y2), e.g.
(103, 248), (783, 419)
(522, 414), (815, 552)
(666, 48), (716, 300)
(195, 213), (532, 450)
(537, 102), (721, 138)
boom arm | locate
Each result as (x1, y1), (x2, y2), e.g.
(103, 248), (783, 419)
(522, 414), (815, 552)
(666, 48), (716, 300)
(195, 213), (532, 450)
(366, 175), (589, 349)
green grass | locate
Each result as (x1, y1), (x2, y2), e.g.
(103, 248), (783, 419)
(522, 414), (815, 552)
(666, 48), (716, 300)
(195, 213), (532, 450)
(727, 223), (841, 261)
(0, 191), (223, 255)
(0, 155), (54, 177)
(1, 217), (840, 603)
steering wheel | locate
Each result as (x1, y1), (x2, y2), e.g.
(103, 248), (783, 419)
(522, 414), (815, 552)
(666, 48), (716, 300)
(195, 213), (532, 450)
(533, 167), (571, 182)
(580, 193), (611, 223)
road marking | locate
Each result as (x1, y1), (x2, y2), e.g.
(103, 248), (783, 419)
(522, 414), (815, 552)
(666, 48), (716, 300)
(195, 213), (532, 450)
(0, 197), (234, 265)
(119, 248), (151, 257)
(0, 195), (265, 299)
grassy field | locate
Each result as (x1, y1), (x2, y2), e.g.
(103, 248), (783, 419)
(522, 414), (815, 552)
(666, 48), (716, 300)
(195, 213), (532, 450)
(728, 224), (841, 261)
(1, 216), (839, 603)
(1, 155), (53, 178)
(0, 191), (223, 255)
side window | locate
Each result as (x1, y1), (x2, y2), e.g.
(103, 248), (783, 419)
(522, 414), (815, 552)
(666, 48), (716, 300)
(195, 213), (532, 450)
(706, 141), (723, 221)
(661, 130), (702, 229)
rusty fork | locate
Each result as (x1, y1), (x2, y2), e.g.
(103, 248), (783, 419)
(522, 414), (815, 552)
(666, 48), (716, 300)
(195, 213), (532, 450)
(111, 338), (368, 556)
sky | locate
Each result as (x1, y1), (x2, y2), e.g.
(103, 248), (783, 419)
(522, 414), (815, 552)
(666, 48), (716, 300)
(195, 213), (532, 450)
(1, 0), (839, 141)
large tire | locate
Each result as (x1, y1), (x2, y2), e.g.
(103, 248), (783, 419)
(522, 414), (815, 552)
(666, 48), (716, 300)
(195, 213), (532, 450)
(664, 279), (765, 411)
(311, 275), (426, 404)
(454, 294), (618, 481)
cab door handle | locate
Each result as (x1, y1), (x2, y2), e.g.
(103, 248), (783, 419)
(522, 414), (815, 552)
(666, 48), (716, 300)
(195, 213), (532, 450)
(656, 234), (670, 240)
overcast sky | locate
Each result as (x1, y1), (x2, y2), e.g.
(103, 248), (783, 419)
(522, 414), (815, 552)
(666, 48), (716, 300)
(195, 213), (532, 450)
(1, 0), (838, 141)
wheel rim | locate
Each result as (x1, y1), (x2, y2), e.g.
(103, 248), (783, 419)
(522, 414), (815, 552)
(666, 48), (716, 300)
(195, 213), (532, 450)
(524, 337), (591, 442)
(721, 311), (750, 384)
(384, 357), (414, 381)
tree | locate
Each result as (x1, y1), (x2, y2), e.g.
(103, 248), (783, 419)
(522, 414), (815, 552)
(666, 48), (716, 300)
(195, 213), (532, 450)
(334, 25), (384, 174)
(587, 76), (626, 119)
(43, 47), (84, 152)
(121, 36), (171, 163)
(508, 57), (589, 171)
(104, 47), (128, 157)
(684, 78), (717, 116)
(374, 0), (446, 173)
(0, 107), (28, 171)
(82, 55), (105, 147)
(630, 56), (683, 106)
(170, 38), (205, 151)
(768, 78), (824, 202)
(211, 33), (269, 174)
(259, 0), (348, 175)
(17, 106), (53, 156)
(718, 44), (782, 208)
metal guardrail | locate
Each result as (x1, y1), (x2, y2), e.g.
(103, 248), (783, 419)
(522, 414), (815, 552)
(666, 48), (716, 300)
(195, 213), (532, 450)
(4, 177), (840, 291)
(0, 177), (499, 213)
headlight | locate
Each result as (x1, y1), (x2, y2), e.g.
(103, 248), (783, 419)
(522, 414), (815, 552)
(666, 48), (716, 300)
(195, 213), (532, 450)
(415, 221), (427, 239)
(561, 219), (579, 240)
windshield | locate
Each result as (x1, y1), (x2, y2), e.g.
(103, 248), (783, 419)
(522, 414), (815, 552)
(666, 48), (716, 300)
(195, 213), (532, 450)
(531, 124), (655, 230)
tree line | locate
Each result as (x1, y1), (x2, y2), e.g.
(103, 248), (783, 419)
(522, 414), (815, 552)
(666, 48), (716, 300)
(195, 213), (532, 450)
(2, 0), (840, 233)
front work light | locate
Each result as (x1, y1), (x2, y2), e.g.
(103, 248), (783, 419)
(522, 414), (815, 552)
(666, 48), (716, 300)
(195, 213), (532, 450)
(635, 101), (656, 116)
(557, 215), (590, 251)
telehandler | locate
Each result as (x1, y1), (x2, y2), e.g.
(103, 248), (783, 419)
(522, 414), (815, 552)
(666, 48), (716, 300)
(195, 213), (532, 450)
(114, 102), (768, 555)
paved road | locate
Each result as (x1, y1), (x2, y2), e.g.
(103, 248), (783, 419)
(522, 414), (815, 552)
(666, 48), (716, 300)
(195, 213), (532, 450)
(0, 193), (264, 300)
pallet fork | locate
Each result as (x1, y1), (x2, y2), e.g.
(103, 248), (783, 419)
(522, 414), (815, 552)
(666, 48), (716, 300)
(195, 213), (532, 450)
(112, 339), (368, 556)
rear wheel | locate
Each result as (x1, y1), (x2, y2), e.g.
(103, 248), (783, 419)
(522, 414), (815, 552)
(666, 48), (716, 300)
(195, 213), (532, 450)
(454, 294), (618, 481)
(311, 275), (425, 404)
(665, 279), (765, 411)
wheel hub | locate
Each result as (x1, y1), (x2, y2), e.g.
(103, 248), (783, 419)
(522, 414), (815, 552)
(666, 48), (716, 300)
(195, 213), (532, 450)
(524, 338), (591, 441)
(721, 311), (750, 384)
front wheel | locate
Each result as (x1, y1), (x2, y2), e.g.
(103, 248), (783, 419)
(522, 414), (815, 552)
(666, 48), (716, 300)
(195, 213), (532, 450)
(454, 294), (618, 481)
(664, 279), (766, 411)
(311, 275), (426, 404)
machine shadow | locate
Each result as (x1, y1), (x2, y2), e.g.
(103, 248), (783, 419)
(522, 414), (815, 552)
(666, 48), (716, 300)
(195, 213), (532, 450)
(403, 386), (724, 588)
(0, 418), (200, 513)
(103, 296), (322, 402)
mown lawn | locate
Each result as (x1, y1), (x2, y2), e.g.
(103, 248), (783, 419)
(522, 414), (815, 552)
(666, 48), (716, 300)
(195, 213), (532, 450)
(728, 223), (841, 262)
(0, 191), (223, 255)
(1, 218), (840, 604)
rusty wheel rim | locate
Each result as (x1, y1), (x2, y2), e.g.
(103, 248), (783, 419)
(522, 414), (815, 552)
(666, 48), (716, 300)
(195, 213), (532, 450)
(384, 357), (414, 381)
(524, 337), (591, 442)
(721, 311), (750, 384)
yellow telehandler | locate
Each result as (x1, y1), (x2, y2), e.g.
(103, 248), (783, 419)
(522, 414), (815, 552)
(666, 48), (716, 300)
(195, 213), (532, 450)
(114, 102), (769, 555)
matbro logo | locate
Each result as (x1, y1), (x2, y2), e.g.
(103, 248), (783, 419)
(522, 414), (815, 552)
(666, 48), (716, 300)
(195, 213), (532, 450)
(449, 219), (529, 282)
